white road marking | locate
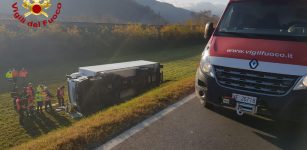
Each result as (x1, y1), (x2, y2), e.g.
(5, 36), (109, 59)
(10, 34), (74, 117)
(96, 94), (196, 150)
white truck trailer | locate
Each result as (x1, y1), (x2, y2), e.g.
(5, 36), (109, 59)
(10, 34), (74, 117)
(67, 60), (163, 115)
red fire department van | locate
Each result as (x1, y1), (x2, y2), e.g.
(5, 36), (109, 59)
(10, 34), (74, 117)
(195, 0), (307, 121)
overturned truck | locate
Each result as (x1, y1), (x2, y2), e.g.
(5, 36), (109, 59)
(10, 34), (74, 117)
(67, 60), (163, 115)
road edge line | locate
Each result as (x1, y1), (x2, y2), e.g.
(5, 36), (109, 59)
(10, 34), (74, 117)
(96, 94), (196, 150)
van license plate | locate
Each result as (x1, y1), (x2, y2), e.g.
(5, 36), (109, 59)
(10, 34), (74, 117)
(232, 94), (257, 105)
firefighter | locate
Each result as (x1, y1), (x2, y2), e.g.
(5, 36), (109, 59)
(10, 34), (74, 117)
(26, 83), (35, 116)
(57, 86), (65, 107)
(43, 87), (53, 111)
(5, 70), (13, 83)
(35, 91), (43, 113)
(16, 96), (26, 125)
(12, 68), (19, 84)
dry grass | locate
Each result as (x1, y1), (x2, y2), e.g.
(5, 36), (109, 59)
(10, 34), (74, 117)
(11, 75), (195, 150)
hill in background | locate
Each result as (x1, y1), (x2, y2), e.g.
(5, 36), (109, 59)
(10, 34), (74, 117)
(60, 0), (166, 24)
(133, 0), (194, 23)
(186, 2), (226, 16)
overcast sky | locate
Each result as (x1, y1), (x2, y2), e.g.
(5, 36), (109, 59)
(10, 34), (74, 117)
(157, 0), (228, 7)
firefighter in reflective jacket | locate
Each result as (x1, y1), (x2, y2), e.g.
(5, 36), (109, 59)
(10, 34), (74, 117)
(5, 70), (13, 82)
(35, 92), (43, 113)
(16, 96), (25, 125)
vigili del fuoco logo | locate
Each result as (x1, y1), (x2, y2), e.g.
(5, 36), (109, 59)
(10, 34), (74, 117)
(12, 0), (62, 28)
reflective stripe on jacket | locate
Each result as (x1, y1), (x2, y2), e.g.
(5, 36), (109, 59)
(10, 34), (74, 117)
(35, 93), (43, 102)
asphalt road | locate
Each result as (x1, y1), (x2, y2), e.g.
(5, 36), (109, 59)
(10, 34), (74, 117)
(109, 94), (307, 150)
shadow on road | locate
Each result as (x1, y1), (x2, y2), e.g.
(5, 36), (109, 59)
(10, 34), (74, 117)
(208, 106), (307, 150)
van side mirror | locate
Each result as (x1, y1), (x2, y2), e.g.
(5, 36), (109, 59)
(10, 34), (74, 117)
(204, 22), (214, 40)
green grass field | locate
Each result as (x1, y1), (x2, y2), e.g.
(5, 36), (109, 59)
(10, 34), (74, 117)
(0, 44), (203, 149)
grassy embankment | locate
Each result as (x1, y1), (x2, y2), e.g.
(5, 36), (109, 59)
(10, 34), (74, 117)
(1, 44), (203, 149)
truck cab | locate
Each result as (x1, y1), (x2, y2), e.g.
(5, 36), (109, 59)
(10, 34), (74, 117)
(195, 0), (307, 121)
